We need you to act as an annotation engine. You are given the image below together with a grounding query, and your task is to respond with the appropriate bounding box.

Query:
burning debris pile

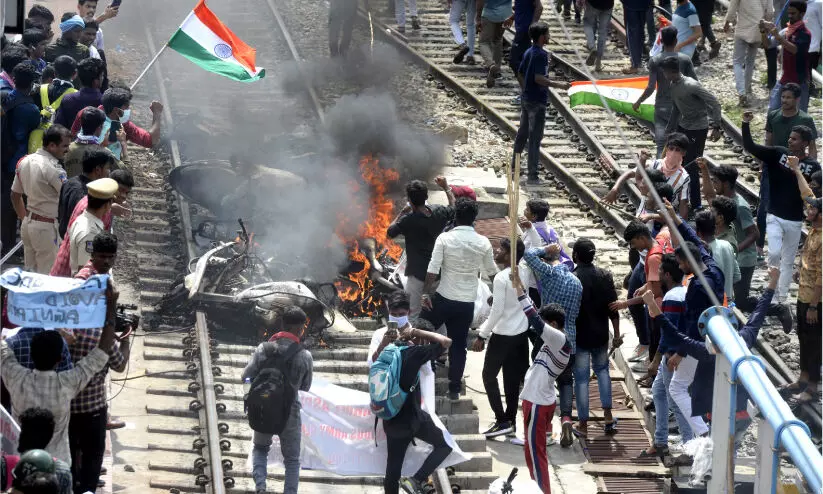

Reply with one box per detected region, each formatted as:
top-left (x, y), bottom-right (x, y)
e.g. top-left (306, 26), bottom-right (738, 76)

top-left (334, 155), bottom-right (404, 318)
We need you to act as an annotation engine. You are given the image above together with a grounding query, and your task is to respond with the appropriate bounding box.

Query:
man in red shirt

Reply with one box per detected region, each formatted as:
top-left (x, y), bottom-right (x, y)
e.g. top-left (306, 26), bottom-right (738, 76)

top-left (764, 0), bottom-right (812, 112)
top-left (70, 86), bottom-right (163, 150)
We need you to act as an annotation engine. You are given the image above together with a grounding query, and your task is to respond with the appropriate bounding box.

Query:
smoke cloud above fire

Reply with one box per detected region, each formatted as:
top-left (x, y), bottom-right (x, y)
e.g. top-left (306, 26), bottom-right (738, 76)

top-left (169, 42), bottom-right (445, 283)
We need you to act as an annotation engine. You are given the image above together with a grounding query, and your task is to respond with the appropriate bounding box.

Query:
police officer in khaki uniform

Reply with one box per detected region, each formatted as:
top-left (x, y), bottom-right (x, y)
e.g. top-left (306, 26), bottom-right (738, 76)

top-left (10, 125), bottom-right (71, 273)
top-left (68, 177), bottom-right (117, 275)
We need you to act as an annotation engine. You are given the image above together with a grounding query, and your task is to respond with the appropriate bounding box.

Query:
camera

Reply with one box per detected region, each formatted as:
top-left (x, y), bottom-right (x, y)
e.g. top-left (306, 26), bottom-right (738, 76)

top-left (115, 304), bottom-right (140, 333)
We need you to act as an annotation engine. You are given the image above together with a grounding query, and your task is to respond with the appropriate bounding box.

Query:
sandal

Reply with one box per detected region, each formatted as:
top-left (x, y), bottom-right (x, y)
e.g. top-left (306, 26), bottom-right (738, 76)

top-left (637, 375), bottom-right (654, 387)
top-left (604, 418), bottom-right (618, 435)
top-left (639, 444), bottom-right (668, 458)
top-left (778, 382), bottom-right (807, 399)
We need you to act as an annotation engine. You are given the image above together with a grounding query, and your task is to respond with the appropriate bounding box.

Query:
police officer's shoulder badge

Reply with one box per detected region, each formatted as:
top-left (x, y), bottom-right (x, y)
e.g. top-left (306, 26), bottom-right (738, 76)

top-left (85, 241), bottom-right (94, 253)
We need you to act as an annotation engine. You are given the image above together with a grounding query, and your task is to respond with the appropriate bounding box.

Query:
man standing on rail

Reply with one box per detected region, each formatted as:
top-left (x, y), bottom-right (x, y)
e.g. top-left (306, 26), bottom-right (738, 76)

top-left (11, 125), bottom-right (71, 274)
top-left (633, 26), bottom-right (697, 157)
top-left (243, 307), bottom-right (313, 494)
top-left (697, 161), bottom-right (760, 311)
top-left (420, 198), bottom-right (498, 401)
top-left (582, 0), bottom-right (613, 72)
top-left (662, 55), bottom-right (722, 212)
top-left (451, 0), bottom-right (480, 65)
top-left (621, 0), bottom-right (653, 75)
top-left (741, 110), bottom-right (820, 315)
top-left (512, 22), bottom-right (571, 185)
top-left (779, 157), bottom-right (821, 407)
top-left (477, 0), bottom-right (513, 88)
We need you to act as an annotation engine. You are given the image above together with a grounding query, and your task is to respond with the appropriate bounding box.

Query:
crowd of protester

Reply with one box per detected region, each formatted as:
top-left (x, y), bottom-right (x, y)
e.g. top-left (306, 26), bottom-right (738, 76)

top-left (0, 3), bottom-right (158, 493)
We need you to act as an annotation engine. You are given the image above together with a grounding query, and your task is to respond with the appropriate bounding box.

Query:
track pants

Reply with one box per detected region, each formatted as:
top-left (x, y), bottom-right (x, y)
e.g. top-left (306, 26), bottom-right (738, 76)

top-left (483, 332), bottom-right (529, 424)
top-left (668, 355), bottom-right (709, 436)
top-left (384, 415), bottom-right (452, 494)
top-left (523, 399), bottom-right (555, 494)
top-left (69, 407), bottom-right (107, 494)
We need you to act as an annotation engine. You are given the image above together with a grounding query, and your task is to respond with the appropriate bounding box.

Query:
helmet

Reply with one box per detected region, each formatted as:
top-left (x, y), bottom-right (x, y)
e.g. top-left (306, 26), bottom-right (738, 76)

top-left (12, 449), bottom-right (55, 480)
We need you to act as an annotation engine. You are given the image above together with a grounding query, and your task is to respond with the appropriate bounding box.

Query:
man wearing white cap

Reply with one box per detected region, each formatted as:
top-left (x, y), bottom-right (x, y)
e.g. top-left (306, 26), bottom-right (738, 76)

top-left (67, 177), bottom-right (116, 275)
top-left (44, 13), bottom-right (89, 64)
top-left (11, 126), bottom-right (71, 274)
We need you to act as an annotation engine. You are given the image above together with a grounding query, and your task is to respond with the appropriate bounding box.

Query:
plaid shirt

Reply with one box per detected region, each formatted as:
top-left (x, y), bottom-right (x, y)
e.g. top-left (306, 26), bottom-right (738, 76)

top-left (5, 327), bottom-right (74, 371)
top-left (68, 327), bottom-right (126, 414)
top-left (523, 248), bottom-right (583, 354)
top-left (51, 196), bottom-right (112, 277)
top-left (1, 341), bottom-right (109, 464)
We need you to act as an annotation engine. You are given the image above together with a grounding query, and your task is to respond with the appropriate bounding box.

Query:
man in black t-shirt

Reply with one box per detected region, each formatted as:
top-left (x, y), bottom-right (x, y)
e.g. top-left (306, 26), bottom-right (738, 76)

top-left (742, 110), bottom-right (820, 308)
top-left (371, 326), bottom-right (453, 494)
top-left (387, 177), bottom-right (455, 319)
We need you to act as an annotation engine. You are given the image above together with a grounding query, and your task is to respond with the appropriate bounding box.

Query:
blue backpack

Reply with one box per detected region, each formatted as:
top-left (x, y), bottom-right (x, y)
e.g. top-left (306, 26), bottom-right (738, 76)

top-left (369, 343), bottom-right (418, 421)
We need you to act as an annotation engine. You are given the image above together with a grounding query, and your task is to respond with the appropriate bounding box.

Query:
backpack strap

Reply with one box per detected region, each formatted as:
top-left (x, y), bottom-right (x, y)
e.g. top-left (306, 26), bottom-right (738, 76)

top-left (39, 85), bottom-right (50, 109)
top-left (51, 87), bottom-right (76, 110)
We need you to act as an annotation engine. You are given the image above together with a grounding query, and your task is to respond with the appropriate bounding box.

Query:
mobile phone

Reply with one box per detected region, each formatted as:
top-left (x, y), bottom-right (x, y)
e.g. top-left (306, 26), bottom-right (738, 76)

top-left (110, 0), bottom-right (122, 8)
top-left (386, 321), bottom-right (398, 340)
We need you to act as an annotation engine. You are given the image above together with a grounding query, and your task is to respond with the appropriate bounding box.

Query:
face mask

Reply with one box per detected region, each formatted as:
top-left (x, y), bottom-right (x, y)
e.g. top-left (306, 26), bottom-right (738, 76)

top-left (388, 315), bottom-right (409, 328)
top-left (119, 108), bottom-right (131, 123)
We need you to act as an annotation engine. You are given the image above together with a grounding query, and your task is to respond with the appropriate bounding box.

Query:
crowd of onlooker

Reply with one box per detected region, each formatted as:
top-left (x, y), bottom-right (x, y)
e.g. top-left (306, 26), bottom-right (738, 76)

top-left (0, 3), bottom-right (162, 493)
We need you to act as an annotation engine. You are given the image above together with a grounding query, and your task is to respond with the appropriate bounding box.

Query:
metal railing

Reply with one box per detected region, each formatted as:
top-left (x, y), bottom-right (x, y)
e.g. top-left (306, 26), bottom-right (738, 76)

top-left (699, 307), bottom-right (823, 494)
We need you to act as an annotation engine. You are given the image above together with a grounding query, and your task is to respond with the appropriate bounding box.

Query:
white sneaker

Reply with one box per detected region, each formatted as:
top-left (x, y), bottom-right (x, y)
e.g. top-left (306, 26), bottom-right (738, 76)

top-left (546, 434), bottom-right (557, 446)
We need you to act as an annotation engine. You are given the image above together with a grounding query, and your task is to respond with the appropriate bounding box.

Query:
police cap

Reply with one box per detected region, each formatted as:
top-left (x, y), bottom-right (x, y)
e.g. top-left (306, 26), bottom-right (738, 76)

top-left (87, 177), bottom-right (118, 200)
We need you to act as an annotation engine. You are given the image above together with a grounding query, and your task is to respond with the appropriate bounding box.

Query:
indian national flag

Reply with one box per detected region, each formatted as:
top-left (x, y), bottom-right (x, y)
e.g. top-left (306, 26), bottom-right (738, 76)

top-left (568, 77), bottom-right (654, 122)
top-left (168, 0), bottom-right (265, 82)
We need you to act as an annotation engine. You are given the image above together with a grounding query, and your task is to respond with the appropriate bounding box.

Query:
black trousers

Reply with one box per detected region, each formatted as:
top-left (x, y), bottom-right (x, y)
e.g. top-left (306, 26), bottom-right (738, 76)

top-left (678, 126), bottom-right (708, 210)
top-left (691, 0), bottom-right (716, 44)
top-left (1, 171), bottom-right (18, 255)
top-left (483, 332), bottom-right (529, 424)
top-left (384, 415), bottom-right (452, 494)
top-left (765, 46), bottom-right (778, 90)
top-left (420, 293), bottom-right (474, 394)
top-left (69, 407), bottom-right (107, 494)
top-left (797, 302), bottom-right (822, 382)
top-left (329, 0), bottom-right (358, 56)
top-left (733, 265), bottom-right (756, 311)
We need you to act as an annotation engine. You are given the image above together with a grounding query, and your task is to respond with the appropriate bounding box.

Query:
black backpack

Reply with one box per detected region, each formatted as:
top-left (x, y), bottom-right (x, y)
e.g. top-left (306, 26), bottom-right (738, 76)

top-left (244, 342), bottom-right (304, 434)
top-left (1, 92), bottom-right (34, 172)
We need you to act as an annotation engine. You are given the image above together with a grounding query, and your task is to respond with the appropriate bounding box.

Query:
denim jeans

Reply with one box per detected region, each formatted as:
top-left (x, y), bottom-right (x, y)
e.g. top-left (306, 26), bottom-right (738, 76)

top-left (513, 100), bottom-right (547, 179)
top-left (557, 353), bottom-right (575, 417)
top-left (449, 0), bottom-right (477, 55)
top-left (572, 345), bottom-right (612, 422)
top-left (769, 81), bottom-right (810, 113)
top-left (732, 38), bottom-right (759, 96)
top-left (252, 410), bottom-right (302, 493)
top-left (584, 6), bottom-right (612, 59)
top-left (394, 0), bottom-right (418, 27)
top-left (653, 106), bottom-right (672, 157)
top-left (627, 261), bottom-right (649, 345)
top-left (625, 9), bottom-right (648, 68)
top-left (651, 357), bottom-right (693, 445)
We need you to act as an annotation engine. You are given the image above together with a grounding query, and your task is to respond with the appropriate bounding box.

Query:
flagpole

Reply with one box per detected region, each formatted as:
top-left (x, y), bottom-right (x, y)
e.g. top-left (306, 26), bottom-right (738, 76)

top-left (130, 43), bottom-right (169, 91)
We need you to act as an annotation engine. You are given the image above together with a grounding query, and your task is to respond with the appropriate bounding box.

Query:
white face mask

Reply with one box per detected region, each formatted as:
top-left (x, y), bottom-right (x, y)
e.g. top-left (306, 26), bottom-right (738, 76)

top-left (119, 108), bottom-right (131, 123)
top-left (388, 314), bottom-right (409, 328)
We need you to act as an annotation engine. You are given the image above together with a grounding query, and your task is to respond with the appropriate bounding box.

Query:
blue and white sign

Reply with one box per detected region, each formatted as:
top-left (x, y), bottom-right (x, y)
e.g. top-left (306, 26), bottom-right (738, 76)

top-left (1, 268), bottom-right (109, 329)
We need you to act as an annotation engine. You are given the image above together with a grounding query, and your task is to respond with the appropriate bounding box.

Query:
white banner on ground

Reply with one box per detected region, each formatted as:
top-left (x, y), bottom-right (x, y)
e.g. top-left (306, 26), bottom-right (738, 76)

top-left (0, 268), bottom-right (109, 329)
top-left (254, 379), bottom-right (471, 476)
top-left (0, 404), bottom-right (20, 455)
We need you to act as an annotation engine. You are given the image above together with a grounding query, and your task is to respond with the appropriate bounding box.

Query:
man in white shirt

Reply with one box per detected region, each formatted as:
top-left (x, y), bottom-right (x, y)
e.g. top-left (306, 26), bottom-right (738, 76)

top-left (421, 198), bottom-right (498, 400)
top-left (471, 238), bottom-right (532, 438)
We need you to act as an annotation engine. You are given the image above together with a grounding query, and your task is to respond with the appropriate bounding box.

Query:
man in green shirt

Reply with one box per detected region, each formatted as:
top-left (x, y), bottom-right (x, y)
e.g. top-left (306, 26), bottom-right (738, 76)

top-left (44, 14), bottom-right (89, 64)
top-left (766, 82), bottom-right (818, 159)
top-left (711, 195), bottom-right (739, 253)
top-left (699, 159), bottom-right (760, 310)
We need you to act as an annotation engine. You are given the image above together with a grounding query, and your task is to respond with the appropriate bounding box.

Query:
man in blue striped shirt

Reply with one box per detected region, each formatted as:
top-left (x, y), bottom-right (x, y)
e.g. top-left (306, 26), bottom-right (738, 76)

top-left (522, 243), bottom-right (582, 447)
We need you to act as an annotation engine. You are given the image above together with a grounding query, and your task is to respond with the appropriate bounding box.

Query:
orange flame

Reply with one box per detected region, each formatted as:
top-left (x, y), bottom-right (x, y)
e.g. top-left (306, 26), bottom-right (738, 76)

top-left (334, 155), bottom-right (403, 315)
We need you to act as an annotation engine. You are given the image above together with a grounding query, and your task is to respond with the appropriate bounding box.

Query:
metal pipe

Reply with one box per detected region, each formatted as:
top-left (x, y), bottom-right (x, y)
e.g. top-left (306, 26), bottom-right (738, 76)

top-left (703, 311), bottom-right (823, 493)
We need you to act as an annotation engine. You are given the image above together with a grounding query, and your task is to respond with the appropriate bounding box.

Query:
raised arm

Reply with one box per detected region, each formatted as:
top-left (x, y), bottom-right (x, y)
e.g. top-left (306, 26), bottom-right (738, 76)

top-left (741, 112), bottom-right (777, 162)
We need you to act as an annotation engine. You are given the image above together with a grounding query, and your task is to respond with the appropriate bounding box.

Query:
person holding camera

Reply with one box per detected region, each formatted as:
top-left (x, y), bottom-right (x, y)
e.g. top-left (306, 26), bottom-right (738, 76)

top-left (66, 230), bottom-right (131, 493)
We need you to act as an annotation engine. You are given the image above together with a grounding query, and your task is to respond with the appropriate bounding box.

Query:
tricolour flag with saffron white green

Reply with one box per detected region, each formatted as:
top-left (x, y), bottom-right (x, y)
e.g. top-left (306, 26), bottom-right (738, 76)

top-left (168, 0), bottom-right (265, 82)
top-left (568, 77), bottom-right (654, 122)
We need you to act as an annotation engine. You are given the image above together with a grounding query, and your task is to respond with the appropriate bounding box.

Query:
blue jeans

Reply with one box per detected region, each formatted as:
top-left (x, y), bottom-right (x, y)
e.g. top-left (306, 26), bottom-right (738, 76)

top-left (651, 357), bottom-right (693, 445)
top-left (625, 9), bottom-right (648, 68)
top-left (768, 81), bottom-right (810, 113)
top-left (572, 345), bottom-right (612, 422)
top-left (627, 261), bottom-right (649, 345)
top-left (252, 410), bottom-right (302, 493)
top-left (584, 6), bottom-right (613, 58)
top-left (557, 353), bottom-right (575, 417)
top-left (513, 100), bottom-right (547, 179)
